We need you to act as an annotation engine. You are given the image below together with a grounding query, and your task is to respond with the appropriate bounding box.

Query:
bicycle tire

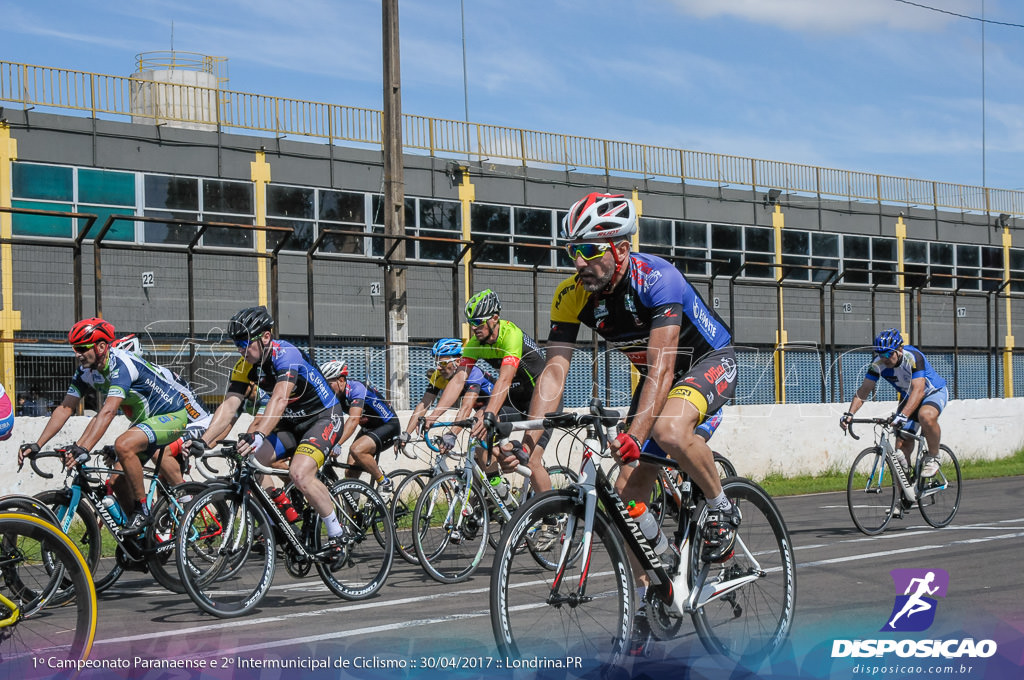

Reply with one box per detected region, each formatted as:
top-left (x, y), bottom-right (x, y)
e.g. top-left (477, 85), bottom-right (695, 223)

top-left (714, 451), bottom-right (737, 478)
top-left (390, 468), bottom-right (432, 564)
top-left (413, 471), bottom-right (488, 584)
top-left (144, 481), bottom-right (211, 594)
top-left (0, 495), bottom-right (61, 526)
top-left (484, 465), bottom-right (578, 551)
top-left (33, 489), bottom-right (108, 602)
top-left (490, 491), bottom-right (633, 671)
top-left (0, 512), bottom-right (97, 674)
top-left (846, 447), bottom-right (897, 536)
top-left (917, 444), bottom-right (962, 528)
top-left (315, 479), bottom-right (394, 600)
top-left (690, 477), bottom-right (796, 664)
top-left (176, 488), bottom-right (275, 618)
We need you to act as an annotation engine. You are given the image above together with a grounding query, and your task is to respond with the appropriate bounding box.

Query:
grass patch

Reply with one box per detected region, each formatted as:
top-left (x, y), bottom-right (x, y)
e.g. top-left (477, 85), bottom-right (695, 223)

top-left (758, 448), bottom-right (1024, 497)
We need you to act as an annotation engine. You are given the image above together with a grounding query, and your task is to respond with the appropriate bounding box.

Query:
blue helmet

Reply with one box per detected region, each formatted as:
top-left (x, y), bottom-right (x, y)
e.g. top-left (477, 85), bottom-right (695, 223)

top-left (873, 328), bottom-right (903, 354)
top-left (431, 338), bottom-right (462, 359)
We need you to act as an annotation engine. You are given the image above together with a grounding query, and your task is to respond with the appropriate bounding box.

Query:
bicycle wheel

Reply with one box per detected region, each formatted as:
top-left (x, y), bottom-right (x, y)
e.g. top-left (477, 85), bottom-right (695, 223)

top-left (0, 495), bottom-right (61, 526)
top-left (145, 481), bottom-right (211, 594)
top-left (0, 512), bottom-right (97, 675)
top-left (413, 471), bottom-right (488, 584)
top-left (316, 479), bottom-right (394, 600)
top-left (490, 491), bottom-right (633, 671)
top-left (714, 452), bottom-right (737, 478)
top-left (176, 488), bottom-right (275, 618)
top-left (391, 469), bottom-right (431, 564)
top-left (846, 447), bottom-right (897, 536)
top-left (917, 445), bottom-right (962, 528)
top-left (690, 477), bottom-right (796, 665)
top-left (33, 489), bottom-right (107, 602)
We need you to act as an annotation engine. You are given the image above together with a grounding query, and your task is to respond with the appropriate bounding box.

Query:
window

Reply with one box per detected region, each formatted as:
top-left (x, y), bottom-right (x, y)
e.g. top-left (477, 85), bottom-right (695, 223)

top-left (842, 235), bottom-right (871, 285)
top-left (639, 218), bottom-right (672, 257)
top-left (956, 244), bottom-right (980, 290)
top-left (903, 240), bottom-right (928, 288)
top-left (369, 196), bottom-right (415, 257)
top-left (781, 230), bottom-right (809, 281)
top-left (319, 190), bottom-right (366, 254)
top-left (1011, 249), bottom-right (1024, 293)
top-left (514, 207), bottom-right (554, 266)
top-left (872, 237), bottom-right (897, 286)
top-left (11, 200), bottom-right (74, 238)
top-left (145, 175), bottom-right (198, 211)
top-left (79, 169), bottom-right (134, 206)
top-left (929, 242), bottom-right (953, 289)
top-left (203, 180), bottom-right (253, 248)
top-left (267, 185), bottom-right (313, 219)
top-left (471, 204), bottom-right (511, 263)
top-left (811, 232), bottom-right (839, 283)
top-left (12, 163), bottom-right (72, 201)
top-left (711, 224), bottom-right (742, 276)
top-left (982, 246), bottom-right (1003, 291)
top-left (676, 222), bottom-right (709, 276)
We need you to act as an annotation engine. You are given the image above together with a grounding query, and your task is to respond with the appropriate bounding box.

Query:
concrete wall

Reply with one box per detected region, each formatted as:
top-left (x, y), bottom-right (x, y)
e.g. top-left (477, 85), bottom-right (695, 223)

top-left (3, 397), bottom-right (1021, 497)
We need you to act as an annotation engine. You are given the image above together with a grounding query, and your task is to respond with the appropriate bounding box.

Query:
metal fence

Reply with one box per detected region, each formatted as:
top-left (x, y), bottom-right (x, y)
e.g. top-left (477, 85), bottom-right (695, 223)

top-left (4, 207), bottom-right (1022, 411)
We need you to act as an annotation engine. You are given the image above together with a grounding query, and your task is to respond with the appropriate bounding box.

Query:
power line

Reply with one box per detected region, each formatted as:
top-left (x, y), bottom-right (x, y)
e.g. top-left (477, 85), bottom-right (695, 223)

top-left (892, 0), bottom-right (1024, 28)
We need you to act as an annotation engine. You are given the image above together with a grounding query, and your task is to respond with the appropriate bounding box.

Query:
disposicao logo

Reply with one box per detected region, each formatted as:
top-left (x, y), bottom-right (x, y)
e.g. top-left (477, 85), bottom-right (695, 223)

top-left (883, 568), bottom-right (948, 632)
top-left (831, 567), bottom-right (997, 659)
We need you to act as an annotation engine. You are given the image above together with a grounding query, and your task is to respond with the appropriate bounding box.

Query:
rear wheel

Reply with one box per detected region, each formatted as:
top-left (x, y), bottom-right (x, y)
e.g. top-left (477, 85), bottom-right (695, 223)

top-left (917, 445), bottom-right (962, 528)
top-left (316, 479), bottom-right (394, 600)
top-left (846, 447), bottom-right (897, 536)
top-left (145, 481), bottom-right (211, 594)
top-left (413, 471), bottom-right (488, 584)
top-left (391, 469), bottom-right (432, 564)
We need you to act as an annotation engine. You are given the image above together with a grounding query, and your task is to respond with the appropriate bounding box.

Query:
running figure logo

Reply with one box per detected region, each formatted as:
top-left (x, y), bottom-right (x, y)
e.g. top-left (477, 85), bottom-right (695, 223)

top-left (882, 568), bottom-right (949, 632)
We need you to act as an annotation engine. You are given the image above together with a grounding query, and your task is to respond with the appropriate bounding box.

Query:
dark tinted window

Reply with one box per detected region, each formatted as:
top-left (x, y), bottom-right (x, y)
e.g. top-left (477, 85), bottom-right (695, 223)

top-left (145, 175), bottom-right (198, 210)
top-left (711, 224), bottom-right (740, 250)
top-left (267, 185), bottom-right (313, 219)
top-left (320, 190), bottom-right (364, 222)
top-left (204, 180), bottom-right (253, 214)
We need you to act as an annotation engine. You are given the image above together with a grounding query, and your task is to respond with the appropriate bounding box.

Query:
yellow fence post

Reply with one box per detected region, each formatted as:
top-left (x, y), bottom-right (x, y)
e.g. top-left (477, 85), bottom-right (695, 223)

top-left (895, 215), bottom-right (908, 337)
top-left (0, 123), bottom-right (22, 396)
top-left (772, 204), bottom-right (787, 403)
top-left (250, 151), bottom-right (272, 307)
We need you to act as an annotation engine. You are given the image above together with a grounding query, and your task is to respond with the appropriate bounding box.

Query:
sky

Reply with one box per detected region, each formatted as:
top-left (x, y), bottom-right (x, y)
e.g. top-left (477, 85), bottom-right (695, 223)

top-left (2, 0), bottom-right (1023, 192)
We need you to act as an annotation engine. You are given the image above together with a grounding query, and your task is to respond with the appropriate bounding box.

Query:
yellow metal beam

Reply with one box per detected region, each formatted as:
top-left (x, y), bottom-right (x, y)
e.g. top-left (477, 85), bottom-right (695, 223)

top-left (772, 205), bottom-right (787, 403)
top-left (1002, 227), bottom-right (1014, 397)
top-left (458, 168), bottom-right (475, 341)
top-left (0, 123), bottom-right (22, 395)
top-left (250, 151), bottom-right (272, 307)
top-left (895, 215), bottom-right (907, 336)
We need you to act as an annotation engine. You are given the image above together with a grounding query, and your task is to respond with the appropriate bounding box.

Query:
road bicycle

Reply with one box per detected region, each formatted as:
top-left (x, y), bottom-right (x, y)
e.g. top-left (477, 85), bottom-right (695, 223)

top-left (627, 451), bottom-right (737, 528)
top-left (26, 448), bottom-right (208, 596)
top-left (410, 419), bottom-right (576, 584)
top-left (845, 418), bottom-right (962, 535)
top-left (490, 400), bottom-right (796, 670)
top-left (0, 511), bottom-right (97, 675)
top-left (175, 442), bottom-right (394, 618)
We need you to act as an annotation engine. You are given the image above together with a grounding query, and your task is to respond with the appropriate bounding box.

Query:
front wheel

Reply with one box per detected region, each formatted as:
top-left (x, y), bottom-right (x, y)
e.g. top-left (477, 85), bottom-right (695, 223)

top-left (847, 447), bottom-right (897, 536)
top-left (316, 479), bottom-right (394, 600)
top-left (176, 488), bottom-right (275, 618)
top-left (917, 445), bottom-right (962, 528)
top-left (413, 471), bottom-right (488, 584)
top-left (690, 477), bottom-right (796, 664)
top-left (490, 491), bottom-right (633, 671)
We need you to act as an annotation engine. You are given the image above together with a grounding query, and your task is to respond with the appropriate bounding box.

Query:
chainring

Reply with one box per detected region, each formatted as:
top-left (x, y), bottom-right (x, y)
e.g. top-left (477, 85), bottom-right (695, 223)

top-left (645, 590), bottom-right (684, 641)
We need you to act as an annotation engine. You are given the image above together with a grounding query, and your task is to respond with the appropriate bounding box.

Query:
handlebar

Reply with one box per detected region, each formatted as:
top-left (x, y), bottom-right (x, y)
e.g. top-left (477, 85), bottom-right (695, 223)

top-left (844, 417), bottom-right (923, 443)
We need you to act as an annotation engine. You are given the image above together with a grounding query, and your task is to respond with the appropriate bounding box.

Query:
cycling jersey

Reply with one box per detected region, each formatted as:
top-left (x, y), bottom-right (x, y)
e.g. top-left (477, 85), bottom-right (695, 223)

top-left (425, 365), bottom-right (495, 408)
top-left (226, 340), bottom-right (338, 420)
top-left (336, 378), bottom-right (397, 428)
top-left (68, 347), bottom-right (191, 424)
top-left (0, 382), bottom-right (12, 441)
top-left (460, 319), bottom-right (545, 412)
top-left (549, 252), bottom-right (731, 375)
top-left (866, 345), bottom-right (947, 401)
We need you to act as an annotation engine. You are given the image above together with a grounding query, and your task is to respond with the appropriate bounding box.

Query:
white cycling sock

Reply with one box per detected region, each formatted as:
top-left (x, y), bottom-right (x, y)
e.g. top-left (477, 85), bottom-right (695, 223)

top-left (322, 511), bottom-right (344, 538)
top-left (709, 492), bottom-right (731, 511)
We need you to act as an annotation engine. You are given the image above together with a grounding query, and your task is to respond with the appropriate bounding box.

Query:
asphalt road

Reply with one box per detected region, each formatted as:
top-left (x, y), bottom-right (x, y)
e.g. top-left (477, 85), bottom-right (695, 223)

top-left (75, 476), bottom-right (1024, 680)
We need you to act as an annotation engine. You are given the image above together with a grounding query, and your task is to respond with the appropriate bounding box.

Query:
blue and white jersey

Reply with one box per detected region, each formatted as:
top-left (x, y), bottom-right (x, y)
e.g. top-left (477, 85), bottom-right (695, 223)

top-left (337, 379), bottom-right (397, 427)
top-left (68, 348), bottom-right (189, 424)
top-left (866, 344), bottom-right (947, 401)
top-left (229, 340), bottom-right (339, 421)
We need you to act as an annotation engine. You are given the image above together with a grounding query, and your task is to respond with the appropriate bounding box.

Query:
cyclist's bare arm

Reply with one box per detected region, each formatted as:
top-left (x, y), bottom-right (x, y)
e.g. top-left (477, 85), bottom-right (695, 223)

top-left (424, 367), bottom-right (468, 429)
top-left (21, 394), bottom-right (79, 463)
top-left (335, 405), bottom-right (362, 449)
top-left (841, 377), bottom-right (875, 429)
top-left (471, 362), bottom-right (516, 440)
top-left (76, 393), bottom-right (124, 451)
top-left (249, 378), bottom-right (294, 437)
top-left (405, 392), bottom-right (434, 435)
top-left (202, 392), bottom-right (244, 445)
top-left (898, 376), bottom-right (928, 417)
top-left (522, 342), bottom-right (573, 451)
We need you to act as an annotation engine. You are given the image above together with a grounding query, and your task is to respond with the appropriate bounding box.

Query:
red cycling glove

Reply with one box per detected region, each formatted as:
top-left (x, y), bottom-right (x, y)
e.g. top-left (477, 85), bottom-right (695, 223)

top-left (616, 432), bottom-right (642, 464)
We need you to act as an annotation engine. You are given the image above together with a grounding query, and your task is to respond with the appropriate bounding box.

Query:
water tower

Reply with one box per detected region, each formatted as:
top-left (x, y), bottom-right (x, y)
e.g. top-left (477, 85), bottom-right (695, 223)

top-left (130, 51), bottom-right (228, 131)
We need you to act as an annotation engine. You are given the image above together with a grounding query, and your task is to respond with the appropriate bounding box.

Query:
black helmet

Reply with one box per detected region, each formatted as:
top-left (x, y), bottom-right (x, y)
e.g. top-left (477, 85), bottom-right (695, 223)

top-left (228, 306), bottom-right (274, 342)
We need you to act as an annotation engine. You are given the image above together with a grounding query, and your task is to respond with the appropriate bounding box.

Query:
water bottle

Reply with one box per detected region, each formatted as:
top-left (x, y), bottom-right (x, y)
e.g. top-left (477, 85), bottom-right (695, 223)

top-left (101, 495), bottom-right (126, 525)
top-left (628, 500), bottom-right (668, 555)
top-left (489, 475), bottom-right (510, 500)
top-left (268, 488), bottom-right (300, 523)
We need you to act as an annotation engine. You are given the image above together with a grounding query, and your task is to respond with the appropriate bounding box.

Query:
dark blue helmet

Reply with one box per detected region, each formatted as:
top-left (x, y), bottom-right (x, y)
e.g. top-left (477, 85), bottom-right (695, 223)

top-left (873, 328), bottom-right (903, 354)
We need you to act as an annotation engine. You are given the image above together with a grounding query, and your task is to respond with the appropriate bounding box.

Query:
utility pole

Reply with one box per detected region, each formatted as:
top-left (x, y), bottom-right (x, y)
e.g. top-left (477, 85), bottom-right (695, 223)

top-left (382, 0), bottom-right (409, 408)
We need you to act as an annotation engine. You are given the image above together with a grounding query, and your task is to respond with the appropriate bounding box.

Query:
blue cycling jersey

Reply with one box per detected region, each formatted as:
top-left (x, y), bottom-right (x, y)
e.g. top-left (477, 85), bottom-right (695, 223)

top-left (337, 378), bottom-right (397, 427)
top-left (866, 344), bottom-right (947, 401)
top-left (227, 340), bottom-right (338, 420)
top-left (549, 252), bottom-right (732, 373)
top-left (68, 348), bottom-right (190, 424)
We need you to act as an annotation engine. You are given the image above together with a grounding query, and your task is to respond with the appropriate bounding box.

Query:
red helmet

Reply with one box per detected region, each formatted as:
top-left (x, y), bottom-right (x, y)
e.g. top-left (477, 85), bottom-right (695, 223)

top-left (68, 317), bottom-right (116, 346)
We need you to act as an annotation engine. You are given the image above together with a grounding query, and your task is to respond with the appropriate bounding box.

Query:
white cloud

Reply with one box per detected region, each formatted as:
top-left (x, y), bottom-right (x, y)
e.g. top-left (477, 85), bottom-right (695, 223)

top-left (666, 0), bottom-right (956, 33)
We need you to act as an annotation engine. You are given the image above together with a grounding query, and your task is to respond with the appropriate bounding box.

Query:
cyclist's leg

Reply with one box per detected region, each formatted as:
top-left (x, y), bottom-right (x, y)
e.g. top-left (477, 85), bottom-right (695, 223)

top-left (498, 402), bottom-right (554, 493)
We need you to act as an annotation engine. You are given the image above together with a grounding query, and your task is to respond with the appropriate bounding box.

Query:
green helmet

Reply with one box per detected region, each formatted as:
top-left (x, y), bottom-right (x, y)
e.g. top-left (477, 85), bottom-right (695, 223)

top-left (465, 289), bottom-right (501, 322)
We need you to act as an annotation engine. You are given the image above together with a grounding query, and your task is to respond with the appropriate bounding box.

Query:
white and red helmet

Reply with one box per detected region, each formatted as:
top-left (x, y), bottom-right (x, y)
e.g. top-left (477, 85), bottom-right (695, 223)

top-left (561, 193), bottom-right (637, 241)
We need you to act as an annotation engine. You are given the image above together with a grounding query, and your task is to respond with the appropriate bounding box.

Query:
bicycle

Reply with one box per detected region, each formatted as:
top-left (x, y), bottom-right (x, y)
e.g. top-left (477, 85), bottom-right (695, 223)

top-left (175, 442), bottom-right (394, 618)
top-left (410, 419), bottom-right (576, 584)
top-left (845, 417), bottom-right (962, 535)
top-left (26, 448), bottom-right (209, 597)
top-left (626, 451), bottom-right (737, 528)
top-left (490, 400), bottom-right (796, 669)
top-left (0, 511), bottom-right (97, 674)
